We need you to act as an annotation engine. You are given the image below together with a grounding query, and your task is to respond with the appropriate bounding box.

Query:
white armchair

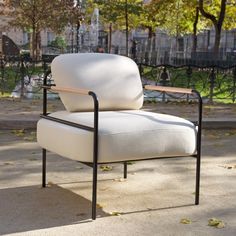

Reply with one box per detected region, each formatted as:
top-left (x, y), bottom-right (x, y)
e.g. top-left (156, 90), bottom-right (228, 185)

top-left (37, 53), bottom-right (202, 220)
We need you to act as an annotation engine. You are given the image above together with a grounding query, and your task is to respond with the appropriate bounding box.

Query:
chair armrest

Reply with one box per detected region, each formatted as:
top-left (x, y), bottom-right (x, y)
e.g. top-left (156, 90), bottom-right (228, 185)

top-left (41, 85), bottom-right (99, 118)
top-left (42, 85), bottom-right (90, 95)
top-left (144, 85), bottom-right (193, 94)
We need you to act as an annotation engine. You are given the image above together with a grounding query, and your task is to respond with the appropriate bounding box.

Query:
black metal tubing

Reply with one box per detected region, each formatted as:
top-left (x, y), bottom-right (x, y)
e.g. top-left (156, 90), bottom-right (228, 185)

top-left (42, 71), bottom-right (51, 188)
top-left (40, 79), bottom-right (202, 220)
top-left (40, 115), bottom-right (94, 132)
top-left (40, 82), bottom-right (99, 220)
top-left (124, 162), bottom-right (127, 179)
top-left (88, 91), bottom-right (99, 220)
top-left (42, 148), bottom-right (46, 187)
top-left (43, 70), bottom-right (51, 116)
top-left (192, 90), bottom-right (202, 205)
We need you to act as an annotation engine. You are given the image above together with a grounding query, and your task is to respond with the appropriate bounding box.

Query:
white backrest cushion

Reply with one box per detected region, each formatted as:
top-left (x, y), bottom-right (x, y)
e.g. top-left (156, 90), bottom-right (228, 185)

top-left (51, 53), bottom-right (143, 112)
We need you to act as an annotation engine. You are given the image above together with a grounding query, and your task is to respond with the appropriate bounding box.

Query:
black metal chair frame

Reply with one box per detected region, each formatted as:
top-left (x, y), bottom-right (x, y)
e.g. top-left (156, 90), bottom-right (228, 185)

top-left (40, 71), bottom-right (202, 220)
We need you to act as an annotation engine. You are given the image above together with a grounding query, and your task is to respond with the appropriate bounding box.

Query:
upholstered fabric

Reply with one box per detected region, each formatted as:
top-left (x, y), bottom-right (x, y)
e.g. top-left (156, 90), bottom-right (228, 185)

top-left (51, 53), bottom-right (143, 112)
top-left (37, 110), bottom-right (197, 163)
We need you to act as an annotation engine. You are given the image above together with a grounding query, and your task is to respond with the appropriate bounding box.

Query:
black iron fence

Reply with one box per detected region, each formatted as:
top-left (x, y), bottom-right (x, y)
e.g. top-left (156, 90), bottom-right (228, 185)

top-left (0, 54), bottom-right (236, 103)
top-left (0, 55), bottom-right (55, 98)
top-left (139, 63), bottom-right (236, 103)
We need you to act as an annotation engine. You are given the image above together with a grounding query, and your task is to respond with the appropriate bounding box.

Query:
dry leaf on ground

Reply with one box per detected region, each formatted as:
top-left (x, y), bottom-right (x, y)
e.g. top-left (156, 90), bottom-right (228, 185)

top-left (208, 218), bottom-right (225, 229)
top-left (180, 218), bottom-right (192, 224)
top-left (100, 165), bottom-right (113, 171)
top-left (219, 164), bottom-right (236, 169)
top-left (12, 129), bottom-right (25, 137)
top-left (110, 211), bottom-right (121, 216)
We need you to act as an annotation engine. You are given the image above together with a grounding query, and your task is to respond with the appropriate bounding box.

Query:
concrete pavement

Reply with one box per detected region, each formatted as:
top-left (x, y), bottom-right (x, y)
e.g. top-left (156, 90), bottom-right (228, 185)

top-left (0, 97), bottom-right (236, 129)
top-left (0, 98), bottom-right (236, 235)
top-left (0, 129), bottom-right (236, 235)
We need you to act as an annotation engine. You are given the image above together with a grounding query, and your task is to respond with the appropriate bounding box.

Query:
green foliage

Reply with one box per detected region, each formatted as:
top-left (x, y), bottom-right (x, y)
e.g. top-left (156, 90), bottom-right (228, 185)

top-left (49, 36), bottom-right (67, 51)
top-left (148, 0), bottom-right (207, 36)
top-left (141, 65), bottom-right (236, 103)
top-left (86, 0), bottom-right (144, 31)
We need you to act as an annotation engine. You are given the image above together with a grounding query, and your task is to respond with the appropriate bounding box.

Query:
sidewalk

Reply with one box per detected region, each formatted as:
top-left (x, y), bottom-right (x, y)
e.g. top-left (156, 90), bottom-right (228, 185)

top-left (0, 98), bottom-right (236, 235)
top-left (0, 128), bottom-right (236, 236)
top-left (0, 97), bottom-right (236, 129)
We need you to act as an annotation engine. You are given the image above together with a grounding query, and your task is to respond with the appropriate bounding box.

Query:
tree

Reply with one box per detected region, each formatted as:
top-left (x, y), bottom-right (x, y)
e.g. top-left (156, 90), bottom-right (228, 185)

top-left (199, 0), bottom-right (227, 55)
top-left (199, 0), bottom-right (236, 55)
top-left (67, 0), bottom-right (85, 53)
top-left (86, 0), bottom-right (144, 53)
top-left (1, 0), bottom-right (75, 60)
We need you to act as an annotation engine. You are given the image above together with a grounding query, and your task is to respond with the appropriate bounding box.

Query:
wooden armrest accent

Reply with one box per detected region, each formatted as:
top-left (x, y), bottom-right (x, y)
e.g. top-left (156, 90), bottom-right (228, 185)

top-left (144, 85), bottom-right (193, 95)
top-left (50, 86), bottom-right (90, 95)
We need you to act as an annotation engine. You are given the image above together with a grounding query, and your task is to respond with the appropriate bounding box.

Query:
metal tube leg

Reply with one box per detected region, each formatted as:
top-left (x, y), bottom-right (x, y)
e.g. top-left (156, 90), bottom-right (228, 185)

top-left (193, 90), bottom-right (202, 205)
top-left (124, 162), bottom-right (127, 179)
top-left (92, 162), bottom-right (98, 220)
top-left (42, 148), bottom-right (46, 188)
top-left (195, 153), bottom-right (201, 205)
top-left (89, 91), bottom-right (99, 220)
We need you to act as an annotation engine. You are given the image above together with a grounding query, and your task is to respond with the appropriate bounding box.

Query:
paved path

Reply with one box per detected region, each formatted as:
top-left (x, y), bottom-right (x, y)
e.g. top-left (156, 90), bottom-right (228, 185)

top-left (0, 129), bottom-right (236, 236)
top-left (0, 98), bottom-right (236, 235)
top-left (0, 97), bottom-right (236, 129)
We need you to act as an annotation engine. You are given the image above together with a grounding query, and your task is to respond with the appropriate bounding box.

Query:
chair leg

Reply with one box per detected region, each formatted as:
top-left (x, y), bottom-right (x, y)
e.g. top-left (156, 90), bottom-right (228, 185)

top-left (124, 162), bottom-right (127, 179)
top-left (42, 148), bottom-right (46, 188)
top-left (92, 162), bottom-right (98, 220)
top-left (195, 152), bottom-right (201, 205)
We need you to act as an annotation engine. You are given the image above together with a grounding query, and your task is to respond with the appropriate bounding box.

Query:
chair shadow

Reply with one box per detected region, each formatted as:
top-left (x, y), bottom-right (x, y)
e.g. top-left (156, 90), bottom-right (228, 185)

top-left (0, 184), bottom-right (108, 235)
top-left (120, 203), bottom-right (195, 216)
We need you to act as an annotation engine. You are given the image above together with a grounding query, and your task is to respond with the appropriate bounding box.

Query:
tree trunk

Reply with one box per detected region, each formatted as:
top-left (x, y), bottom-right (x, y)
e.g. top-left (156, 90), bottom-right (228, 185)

top-left (36, 31), bottom-right (41, 60)
top-left (30, 28), bottom-right (41, 61)
top-left (192, 7), bottom-right (199, 53)
top-left (108, 23), bottom-right (112, 53)
top-left (199, 0), bottom-right (226, 58)
top-left (30, 27), bottom-right (36, 60)
top-left (213, 25), bottom-right (221, 57)
top-left (76, 21), bottom-right (81, 53)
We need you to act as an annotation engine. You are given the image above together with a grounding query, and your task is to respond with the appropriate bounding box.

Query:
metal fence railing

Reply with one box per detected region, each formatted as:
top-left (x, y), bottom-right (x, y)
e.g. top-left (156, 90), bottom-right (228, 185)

top-left (0, 54), bottom-right (236, 103)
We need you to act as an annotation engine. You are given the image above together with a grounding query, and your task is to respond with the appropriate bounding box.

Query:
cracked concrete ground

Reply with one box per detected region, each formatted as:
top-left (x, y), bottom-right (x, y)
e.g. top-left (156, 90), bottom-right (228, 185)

top-left (0, 129), bottom-right (236, 236)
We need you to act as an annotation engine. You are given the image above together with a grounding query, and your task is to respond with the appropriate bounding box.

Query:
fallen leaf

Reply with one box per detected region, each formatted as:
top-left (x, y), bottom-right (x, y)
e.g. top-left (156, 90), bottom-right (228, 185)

top-left (216, 222), bottom-right (225, 229)
top-left (219, 164), bottom-right (236, 169)
top-left (96, 204), bottom-right (104, 209)
top-left (126, 161), bottom-right (136, 165)
top-left (47, 181), bottom-right (54, 187)
top-left (3, 162), bottom-right (14, 166)
top-left (180, 218), bottom-right (192, 224)
top-left (208, 218), bottom-right (225, 229)
top-left (224, 130), bottom-right (236, 136)
top-left (110, 211), bottom-right (121, 216)
top-left (12, 129), bottom-right (25, 137)
top-left (100, 165), bottom-right (113, 171)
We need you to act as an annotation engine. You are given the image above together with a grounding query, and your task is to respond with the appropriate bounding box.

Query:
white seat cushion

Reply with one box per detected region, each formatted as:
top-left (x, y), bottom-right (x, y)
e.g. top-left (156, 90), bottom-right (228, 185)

top-left (37, 110), bottom-right (197, 163)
